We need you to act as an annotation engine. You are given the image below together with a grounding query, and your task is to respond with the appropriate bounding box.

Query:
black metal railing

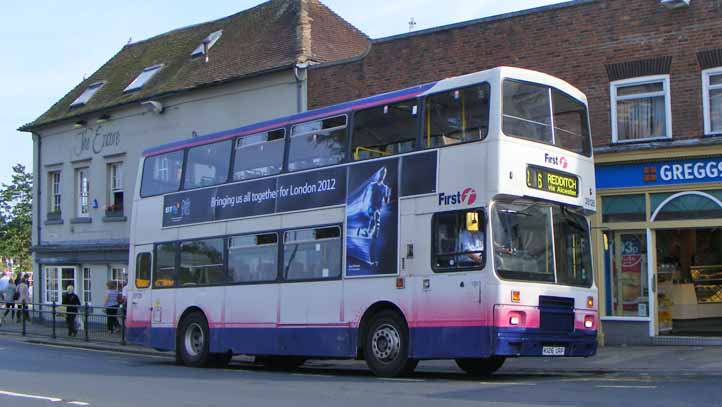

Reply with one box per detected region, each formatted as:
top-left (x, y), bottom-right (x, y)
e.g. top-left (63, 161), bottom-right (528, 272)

top-left (0, 302), bottom-right (126, 345)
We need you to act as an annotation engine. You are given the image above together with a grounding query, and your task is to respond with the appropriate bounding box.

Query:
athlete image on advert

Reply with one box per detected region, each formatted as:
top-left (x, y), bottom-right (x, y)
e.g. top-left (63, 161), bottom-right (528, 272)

top-left (346, 159), bottom-right (399, 276)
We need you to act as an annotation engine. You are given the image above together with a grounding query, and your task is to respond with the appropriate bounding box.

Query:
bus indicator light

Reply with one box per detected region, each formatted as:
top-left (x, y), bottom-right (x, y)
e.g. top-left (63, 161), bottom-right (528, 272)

top-left (587, 296), bottom-right (594, 308)
top-left (511, 290), bottom-right (520, 303)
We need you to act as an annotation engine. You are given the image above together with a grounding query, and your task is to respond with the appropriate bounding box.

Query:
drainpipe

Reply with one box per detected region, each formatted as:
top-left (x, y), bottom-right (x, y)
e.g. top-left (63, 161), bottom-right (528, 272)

top-left (34, 132), bottom-right (42, 303)
top-left (294, 63), bottom-right (309, 113)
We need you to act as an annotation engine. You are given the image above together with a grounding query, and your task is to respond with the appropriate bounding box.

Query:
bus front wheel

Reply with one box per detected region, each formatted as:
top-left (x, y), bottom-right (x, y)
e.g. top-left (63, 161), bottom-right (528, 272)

top-left (177, 312), bottom-right (211, 367)
top-left (455, 356), bottom-right (506, 376)
top-left (364, 310), bottom-right (418, 377)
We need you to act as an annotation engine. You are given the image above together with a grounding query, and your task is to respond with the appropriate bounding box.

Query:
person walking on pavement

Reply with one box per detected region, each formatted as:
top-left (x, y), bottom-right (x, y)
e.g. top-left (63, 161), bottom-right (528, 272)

top-left (103, 281), bottom-right (120, 334)
top-left (62, 285), bottom-right (81, 337)
top-left (16, 276), bottom-right (30, 323)
top-left (1, 277), bottom-right (17, 324)
top-left (0, 272), bottom-right (10, 294)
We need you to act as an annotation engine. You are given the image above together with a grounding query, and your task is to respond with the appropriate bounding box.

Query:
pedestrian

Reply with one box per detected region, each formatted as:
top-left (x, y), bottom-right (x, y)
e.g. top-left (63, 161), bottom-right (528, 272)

top-left (62, 285), bottom-right (81, 337)
top-left (0, 272), bottom-right (9, 294)
top-left (103, 281), bottom-right (120, 334)
top-left (16, 276), bottom-right (29, 323)
top-left (1, 277), bottom-right (17, 324)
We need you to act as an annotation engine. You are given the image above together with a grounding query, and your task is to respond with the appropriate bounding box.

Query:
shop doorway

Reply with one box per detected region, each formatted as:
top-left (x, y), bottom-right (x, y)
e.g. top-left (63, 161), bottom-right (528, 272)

top-left (656, 228), bottom-right (722, 336)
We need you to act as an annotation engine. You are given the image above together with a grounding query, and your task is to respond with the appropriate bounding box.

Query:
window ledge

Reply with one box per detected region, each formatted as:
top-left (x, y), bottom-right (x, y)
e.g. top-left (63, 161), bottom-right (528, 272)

top-left (70, 217), bottom-right (92, 224)
top-left (103, 215), bottom-right (127, 223)
top-left (44, 219), bottom-right (64, 225)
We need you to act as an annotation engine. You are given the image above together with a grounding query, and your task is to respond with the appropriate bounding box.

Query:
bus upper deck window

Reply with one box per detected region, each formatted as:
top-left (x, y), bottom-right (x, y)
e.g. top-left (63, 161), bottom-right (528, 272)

top-left (183, 139), bottom-right (232, 189)
top-left (233, 129), bottom-right (285, 181)
top-left (140, 150), bottom-right (184, 197)
top-left (352, 99), bottom-right (418, 160)
top-left (425, 83), bottom-right (490, 147)
top-left (289, 116), bottom-right (347, 171)
top-left (503, 80), bottom-right (553, 144)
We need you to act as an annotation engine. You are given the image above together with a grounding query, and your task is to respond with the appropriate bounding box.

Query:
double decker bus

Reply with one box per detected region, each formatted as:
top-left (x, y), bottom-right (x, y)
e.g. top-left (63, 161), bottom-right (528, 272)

top-left (126, 67), bottom-right (598, 377)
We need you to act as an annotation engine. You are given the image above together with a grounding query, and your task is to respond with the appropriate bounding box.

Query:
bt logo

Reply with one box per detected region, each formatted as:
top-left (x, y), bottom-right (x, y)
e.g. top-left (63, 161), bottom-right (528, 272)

top-left (544, 153), bottom-right (568, 169)
top-left (438, 187), bottom-right (477, 206)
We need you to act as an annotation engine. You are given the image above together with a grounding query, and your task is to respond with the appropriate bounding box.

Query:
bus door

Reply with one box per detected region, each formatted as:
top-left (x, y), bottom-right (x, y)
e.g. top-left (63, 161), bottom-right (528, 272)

top-left (128, 247), bottom-right (153, 347)
top-left (278, 226), bottom-right (345, 356)
top-left (414, 210), bottom-right (487, 358)
top-left (149, 242), bottom-right (177, 351)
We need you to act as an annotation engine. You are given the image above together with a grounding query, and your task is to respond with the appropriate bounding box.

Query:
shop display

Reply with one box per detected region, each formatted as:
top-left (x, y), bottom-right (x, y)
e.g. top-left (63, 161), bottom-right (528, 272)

top-left (690, 265), bottom-right (722, 303)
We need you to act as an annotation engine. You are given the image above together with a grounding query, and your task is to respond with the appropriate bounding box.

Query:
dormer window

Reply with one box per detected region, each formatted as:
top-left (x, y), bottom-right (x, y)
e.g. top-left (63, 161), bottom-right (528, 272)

top-left (191, 30), bottom-right (223, 58)
top-left (124, 64), bottom-right (164, 93)
top-left (70, 81), bottom-right (105, 107)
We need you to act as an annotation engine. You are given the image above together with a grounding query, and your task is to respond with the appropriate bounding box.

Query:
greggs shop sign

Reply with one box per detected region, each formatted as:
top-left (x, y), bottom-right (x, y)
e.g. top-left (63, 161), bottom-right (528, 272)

top-left (596, 156), bottom-right (722, 189)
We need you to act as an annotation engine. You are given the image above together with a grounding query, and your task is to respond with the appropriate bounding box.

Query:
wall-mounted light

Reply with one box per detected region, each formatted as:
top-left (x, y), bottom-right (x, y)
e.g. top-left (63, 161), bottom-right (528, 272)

top-left (141, 100), bottom-right (164, 115)
top-left (96, 114), bottom-right (111, 124)
top-left (73, 119), bottom-right (88, 129)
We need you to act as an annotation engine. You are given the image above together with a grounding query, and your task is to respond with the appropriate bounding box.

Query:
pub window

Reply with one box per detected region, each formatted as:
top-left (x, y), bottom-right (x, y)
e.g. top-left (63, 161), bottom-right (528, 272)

top-left (352, 99), bottom-right (418, 160)
top-left (154, 242), bottom-right (177, 288)
top-left (83, 267), bottom-right (92, 303)
top-left (611, 75), bottom-right (671, 143)
top-left (141, 150), bottom-right (184, 197)
top-left (288, 115), bottom-right (347, 171)
top-left (602, 194), bottom-right (646, 223)
top-left (228, 233), bottom-right (278, 283)
top-left (76, 167), bottom-right (90, 218)
top-left (425, 83), bottom-right (490, 148)
top-left (136, 252), bottom-right (151, 289)
top-left (179, 238), bottom-right (225, 286)
top-left (183, 140), bottom-right (232, 189)
top-left (432, 210), bottom-right (485, 272)
top-left (107, 162), bottom-right (124, 217)
top-left (283, 226), bottom-right (342, 281)
top-left (232, 129), bottom-right (285, 181)
top-left (48, 171), bottom-right (62, 218)
top-left (703, 68), bottom-right (722, 136)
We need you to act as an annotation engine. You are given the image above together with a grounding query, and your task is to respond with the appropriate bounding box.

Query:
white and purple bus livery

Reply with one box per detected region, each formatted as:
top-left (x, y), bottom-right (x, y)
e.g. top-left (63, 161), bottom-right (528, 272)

top-left (126, 67), bottom-right (598, 377)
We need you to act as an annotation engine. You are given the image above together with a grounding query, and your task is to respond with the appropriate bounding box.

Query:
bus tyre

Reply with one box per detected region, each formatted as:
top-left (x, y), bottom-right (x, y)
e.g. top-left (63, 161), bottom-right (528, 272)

top-left (364, 310), bottom-right (417, 377)
top-left (177, 312), bottom-right (211, 368)
top-left (455, 356), bottom-right (506, 376)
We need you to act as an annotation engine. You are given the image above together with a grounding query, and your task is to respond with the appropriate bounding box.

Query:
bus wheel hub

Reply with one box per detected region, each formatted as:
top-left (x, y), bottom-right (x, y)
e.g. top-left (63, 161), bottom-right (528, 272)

top-left (372, 324), bottom-right (400, 362)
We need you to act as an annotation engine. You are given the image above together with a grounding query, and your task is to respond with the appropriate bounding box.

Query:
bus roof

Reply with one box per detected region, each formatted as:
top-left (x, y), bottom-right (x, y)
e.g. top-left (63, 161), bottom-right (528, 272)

top-left (143, 66), bottom-right (585, 157)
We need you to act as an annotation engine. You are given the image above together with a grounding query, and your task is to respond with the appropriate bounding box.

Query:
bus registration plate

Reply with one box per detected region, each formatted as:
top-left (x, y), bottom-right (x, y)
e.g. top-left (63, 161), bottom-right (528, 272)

top-left (526, 165), bottom-right (579, 197)
top-left (542, 346), bottom-right (566, 356)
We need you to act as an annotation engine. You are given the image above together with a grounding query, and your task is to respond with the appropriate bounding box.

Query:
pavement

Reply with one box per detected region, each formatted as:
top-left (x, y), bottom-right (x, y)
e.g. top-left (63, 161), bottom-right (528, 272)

top-left (4, 330), bottom-right (722, 375)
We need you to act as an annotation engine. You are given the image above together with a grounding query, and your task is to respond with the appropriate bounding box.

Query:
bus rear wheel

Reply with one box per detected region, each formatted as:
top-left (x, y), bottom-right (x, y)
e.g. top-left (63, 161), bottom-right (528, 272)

top-left (455, 356), bottom-right (506, 376)
top-left (364, 310), bottom-right (418, 377)
top-left (177, 312), bottom-right (211, 367)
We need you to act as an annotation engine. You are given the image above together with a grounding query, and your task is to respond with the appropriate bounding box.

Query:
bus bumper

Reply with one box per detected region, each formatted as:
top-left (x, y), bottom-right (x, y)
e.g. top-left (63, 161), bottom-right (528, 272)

top-left (493, 327), bottom-right (597, 357)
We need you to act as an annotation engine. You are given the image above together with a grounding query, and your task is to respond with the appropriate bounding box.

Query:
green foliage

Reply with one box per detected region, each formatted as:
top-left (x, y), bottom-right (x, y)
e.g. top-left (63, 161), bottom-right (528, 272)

top-left (0, 164), bottom-right (33, 272)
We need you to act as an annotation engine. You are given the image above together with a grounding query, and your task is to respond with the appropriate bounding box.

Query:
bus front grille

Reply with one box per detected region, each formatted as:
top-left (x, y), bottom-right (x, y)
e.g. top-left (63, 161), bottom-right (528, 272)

top-left (539, 296), bottom-right (575, 333)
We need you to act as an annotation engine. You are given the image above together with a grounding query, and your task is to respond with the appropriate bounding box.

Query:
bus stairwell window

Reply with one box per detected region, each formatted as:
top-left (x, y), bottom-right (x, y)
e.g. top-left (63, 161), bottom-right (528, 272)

top-left (289, 116), bottom-right (347, 171)
top-left (425, 83), bottom-right (490, 147)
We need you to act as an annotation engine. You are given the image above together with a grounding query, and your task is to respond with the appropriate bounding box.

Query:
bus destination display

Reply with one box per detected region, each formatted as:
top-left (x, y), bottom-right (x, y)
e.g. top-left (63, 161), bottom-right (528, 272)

top-left (526, 165), bottom-right (578, 197)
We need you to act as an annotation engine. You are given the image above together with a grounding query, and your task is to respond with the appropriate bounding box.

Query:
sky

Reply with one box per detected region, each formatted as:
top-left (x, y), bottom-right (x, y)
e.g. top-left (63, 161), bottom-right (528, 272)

top-left (0, 0), bottom-right (565, 185)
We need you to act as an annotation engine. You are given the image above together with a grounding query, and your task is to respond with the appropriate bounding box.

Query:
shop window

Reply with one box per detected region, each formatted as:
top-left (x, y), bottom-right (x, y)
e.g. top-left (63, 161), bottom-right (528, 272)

top-left (47, 171), bottom-right (62, 219)
top-left (179, 239), bottom-right (225, 286)
top-left (703, 68), bottom-right (722, 136)
top-left (228, 233), bottom-right (278, 283)
top-left (605, 231), bottom-right (649, 317)
top-left (76, 168), bottom-right (90, 218)
top-left (611, 75), bottom-right (671, 142)
top-left (432, 210), bottom-right (485, 272)
top-left (232, 129), bottom-right (285, 181)
top-left (283, 226), bottom-right (342, 281)
top-left (352, 99), bottom-right (417, 160)
top-left (141, 150), bottom-right (184, 197)
top-left (183, 140), bottom-right (232, 189)
top-left (425, 84), bottom-right (490, 148)
top-left (110, 266), bottom-right (127, 290)
top-left (107, 162), bottom-right (124, 217)
top-left (154, 243), bottom-right (177, 288)
top-left (651, 191), bottom-right (722, 221)
top-left (136, 253), bottom-right (151, 289)
top-left (602, 194), bottom-right (646, 223)
top-left (289, 116), bottom-right (347, 171)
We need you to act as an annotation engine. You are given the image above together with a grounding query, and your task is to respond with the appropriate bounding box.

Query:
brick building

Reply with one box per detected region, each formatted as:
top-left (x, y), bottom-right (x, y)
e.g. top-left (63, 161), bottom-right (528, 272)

top-left (308, 0), bottom-right (722, 345)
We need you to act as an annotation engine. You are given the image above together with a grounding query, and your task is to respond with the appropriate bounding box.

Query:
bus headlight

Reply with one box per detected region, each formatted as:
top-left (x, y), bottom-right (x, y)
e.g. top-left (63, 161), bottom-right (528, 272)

top-left (584, 315), bottom-right (594, 329)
